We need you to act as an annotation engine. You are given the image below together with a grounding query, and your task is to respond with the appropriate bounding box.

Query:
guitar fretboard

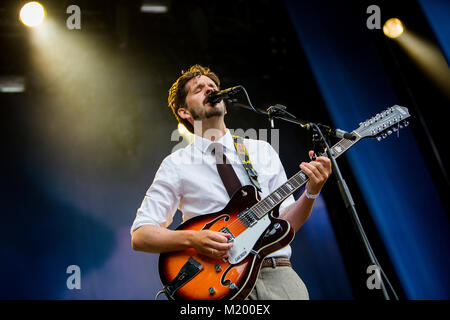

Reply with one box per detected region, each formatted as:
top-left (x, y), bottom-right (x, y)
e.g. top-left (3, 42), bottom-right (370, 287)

top-left (250, 135), bottom-right (359, 219)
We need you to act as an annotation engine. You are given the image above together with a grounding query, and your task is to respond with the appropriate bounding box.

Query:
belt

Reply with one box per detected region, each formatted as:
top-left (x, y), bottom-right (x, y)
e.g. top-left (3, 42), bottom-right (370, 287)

top-left (261, 257), bottom-right (291, 269)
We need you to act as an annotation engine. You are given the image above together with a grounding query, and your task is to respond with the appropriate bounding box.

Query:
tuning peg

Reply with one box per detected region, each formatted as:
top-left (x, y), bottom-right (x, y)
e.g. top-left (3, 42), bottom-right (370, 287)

top-left (377, 136), bottom-right (383, 142)
top-left (382, 133), bottom-right (388, 139)
top-left (387, 130), bottom-right (393, 135)
top-left (403, 120), bottom-right (409, 127)
top-left (392, 127), bottom-right (398, 132)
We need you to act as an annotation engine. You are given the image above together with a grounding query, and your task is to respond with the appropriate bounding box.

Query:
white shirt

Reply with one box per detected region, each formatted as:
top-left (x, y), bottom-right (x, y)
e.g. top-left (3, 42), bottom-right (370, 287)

top-left (131, 129), bottom-right (296, 258)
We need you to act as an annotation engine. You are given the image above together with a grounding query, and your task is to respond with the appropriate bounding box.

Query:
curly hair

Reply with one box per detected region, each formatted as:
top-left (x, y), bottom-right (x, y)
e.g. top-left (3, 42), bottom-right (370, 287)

top-left (168, 65), bottom-right (221, 133)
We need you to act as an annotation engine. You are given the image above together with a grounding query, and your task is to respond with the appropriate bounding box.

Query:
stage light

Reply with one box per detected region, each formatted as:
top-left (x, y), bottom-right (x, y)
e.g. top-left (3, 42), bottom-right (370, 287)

top-left (140, 0), bottom-right (170, 13)
top-left (140, 4), bottom-right (168, 13)
top-left (0, 76), bottom-right (25, 93)
top-left (20, 2), bottom-right (45, 27)
top-left (383, 18), bottom-right (404, 39)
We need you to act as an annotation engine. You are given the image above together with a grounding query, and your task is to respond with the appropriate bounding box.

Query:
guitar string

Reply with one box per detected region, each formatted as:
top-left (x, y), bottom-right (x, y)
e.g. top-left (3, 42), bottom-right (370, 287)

top-left (223, 110), bottom-right (404, 233)
top-left (222, 138), bottom-right (353, 234)
top-left (222, 170), bottom-right (308, 233)
top-left (223, 150), bottom-right (326, 233)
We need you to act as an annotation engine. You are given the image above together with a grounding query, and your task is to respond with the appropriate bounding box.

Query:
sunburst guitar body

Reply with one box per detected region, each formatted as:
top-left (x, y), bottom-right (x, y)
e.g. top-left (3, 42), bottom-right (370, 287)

top-left (158, 185), bottom-right (294, 300)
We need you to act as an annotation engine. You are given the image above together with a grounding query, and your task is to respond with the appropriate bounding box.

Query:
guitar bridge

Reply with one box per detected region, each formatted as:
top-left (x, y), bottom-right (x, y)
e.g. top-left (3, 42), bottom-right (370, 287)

top-left (219, 226), bottom-right (235, 243)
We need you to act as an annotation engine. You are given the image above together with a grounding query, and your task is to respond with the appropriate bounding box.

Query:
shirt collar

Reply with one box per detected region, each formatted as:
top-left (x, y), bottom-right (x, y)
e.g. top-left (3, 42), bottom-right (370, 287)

top-left (193, 129), bottom-right (235, 154)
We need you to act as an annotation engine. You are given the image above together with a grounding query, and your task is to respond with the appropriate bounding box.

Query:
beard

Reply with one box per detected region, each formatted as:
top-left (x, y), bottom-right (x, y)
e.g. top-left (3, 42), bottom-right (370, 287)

top-left (190, 102), bottom-right (225, 120)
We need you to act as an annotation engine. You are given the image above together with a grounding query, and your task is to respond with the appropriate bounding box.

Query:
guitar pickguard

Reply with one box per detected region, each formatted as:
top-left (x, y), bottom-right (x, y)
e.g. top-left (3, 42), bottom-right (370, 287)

top-left (227, 214), bottom-right (271, 264)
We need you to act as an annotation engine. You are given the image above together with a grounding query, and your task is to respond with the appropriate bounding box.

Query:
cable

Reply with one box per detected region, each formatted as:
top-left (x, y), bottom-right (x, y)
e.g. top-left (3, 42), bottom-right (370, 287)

top-left (155, 289), bottom-right (166, 300)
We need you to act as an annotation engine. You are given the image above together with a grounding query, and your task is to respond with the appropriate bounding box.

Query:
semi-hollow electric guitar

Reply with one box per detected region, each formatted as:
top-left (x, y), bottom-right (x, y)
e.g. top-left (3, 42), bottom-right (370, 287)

top-left (158, 105), bottom-right (411, 300)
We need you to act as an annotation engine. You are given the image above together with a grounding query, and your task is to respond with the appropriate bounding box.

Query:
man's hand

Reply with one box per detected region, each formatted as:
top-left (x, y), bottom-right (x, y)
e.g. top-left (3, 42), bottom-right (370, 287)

top-left (190, 230), bottom-right (233, 259)
top-left (300, 150), bottom-right (332, 195)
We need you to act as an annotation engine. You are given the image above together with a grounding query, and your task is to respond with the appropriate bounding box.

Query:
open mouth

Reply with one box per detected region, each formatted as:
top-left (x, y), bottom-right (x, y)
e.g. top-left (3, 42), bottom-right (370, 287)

top-left (204, 98), bottom-right (216, 106)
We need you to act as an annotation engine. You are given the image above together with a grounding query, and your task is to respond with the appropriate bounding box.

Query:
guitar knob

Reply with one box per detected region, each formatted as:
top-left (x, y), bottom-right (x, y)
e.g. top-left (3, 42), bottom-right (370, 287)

top-left (229, 283), bottom-right (239, 291)
top-left (215, 264), bottom-right (222, 272)
top-left (208, 287), bottom-right (216, 295)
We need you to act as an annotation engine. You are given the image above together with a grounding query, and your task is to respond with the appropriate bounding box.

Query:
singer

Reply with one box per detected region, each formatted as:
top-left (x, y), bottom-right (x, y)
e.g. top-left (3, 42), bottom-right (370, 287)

top-left (130, 65), bottom-right (332, 300)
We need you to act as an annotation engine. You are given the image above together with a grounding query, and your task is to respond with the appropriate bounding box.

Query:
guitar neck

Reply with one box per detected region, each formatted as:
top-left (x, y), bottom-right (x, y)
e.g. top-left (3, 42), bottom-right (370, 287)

top-left (250, 135), bottom-right (361, 219)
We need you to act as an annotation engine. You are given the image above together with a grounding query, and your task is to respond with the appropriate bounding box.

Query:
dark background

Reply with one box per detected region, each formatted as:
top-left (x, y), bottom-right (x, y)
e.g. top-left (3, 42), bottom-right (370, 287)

top-left (0, 0), bottom-right (449, 300)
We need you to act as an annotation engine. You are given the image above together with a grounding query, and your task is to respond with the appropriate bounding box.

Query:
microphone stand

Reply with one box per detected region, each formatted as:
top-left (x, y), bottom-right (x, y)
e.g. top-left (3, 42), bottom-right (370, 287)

top-left (232, 99), bottom-right (396, 300)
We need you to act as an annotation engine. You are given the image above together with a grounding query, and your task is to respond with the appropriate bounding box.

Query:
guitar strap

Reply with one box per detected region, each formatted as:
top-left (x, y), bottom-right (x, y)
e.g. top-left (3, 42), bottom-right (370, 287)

top-left (232, 135), bottom-right (262, 193)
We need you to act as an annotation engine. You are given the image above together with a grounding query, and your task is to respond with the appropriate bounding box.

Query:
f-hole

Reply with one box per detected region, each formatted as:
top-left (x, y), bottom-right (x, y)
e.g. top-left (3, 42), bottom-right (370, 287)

top-left (201, 214), bottom-right (230, 230)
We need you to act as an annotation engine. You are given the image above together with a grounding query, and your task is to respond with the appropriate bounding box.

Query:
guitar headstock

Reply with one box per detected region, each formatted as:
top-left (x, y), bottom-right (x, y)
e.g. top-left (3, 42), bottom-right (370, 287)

top-left (354, 105), bottom-right (411, 141)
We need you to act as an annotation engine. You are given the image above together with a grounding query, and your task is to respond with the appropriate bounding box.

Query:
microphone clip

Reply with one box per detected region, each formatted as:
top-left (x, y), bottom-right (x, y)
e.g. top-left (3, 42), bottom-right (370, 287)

top-left (313, 123), bottom-right (357, 141)
top-left (267, 104), bottom-right (291, 128)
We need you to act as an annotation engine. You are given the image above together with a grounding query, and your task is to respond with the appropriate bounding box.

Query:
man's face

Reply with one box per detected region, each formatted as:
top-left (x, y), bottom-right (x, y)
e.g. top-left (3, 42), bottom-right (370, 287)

top-left (182, 75), bottom-right (226, 122)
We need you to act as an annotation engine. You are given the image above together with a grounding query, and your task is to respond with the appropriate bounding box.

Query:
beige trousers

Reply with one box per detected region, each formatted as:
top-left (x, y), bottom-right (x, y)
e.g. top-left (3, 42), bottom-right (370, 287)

top-left (246, 266), bottom-right (309, 300)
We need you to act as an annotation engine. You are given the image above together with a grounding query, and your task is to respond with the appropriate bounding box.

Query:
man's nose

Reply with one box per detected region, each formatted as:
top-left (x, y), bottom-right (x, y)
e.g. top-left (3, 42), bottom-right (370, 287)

top-left (205, 88), bottom-right (214, 96)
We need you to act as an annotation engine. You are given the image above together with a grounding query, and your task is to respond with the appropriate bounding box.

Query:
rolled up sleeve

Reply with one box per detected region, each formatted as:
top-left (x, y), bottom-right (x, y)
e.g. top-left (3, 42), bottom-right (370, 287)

top-left (130, 155), bottom-right (181, 233)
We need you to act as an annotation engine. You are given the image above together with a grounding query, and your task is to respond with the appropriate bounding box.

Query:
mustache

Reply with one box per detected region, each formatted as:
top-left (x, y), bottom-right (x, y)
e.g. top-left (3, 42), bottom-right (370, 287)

top-left (204, 96), bottom-right (214, 105)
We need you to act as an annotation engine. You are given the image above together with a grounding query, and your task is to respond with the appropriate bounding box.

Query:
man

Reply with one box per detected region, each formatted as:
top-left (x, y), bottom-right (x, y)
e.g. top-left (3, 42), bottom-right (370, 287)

top-left (131, 65), bottom-right (332, 300)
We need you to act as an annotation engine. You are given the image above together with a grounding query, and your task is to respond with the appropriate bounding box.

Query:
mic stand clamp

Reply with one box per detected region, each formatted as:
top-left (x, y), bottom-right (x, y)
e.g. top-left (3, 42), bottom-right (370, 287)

top-left (267, 104), bottom-right (290, 128)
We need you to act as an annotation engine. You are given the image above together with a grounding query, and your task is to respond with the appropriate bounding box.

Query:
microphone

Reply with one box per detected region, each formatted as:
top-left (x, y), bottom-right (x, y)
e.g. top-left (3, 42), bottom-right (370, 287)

top-left (317, 124), bottom-right (356, 140)
top-left (206, 86), bottom-right (242, 104)
top-left (332, 128), bottom-right (357, 140)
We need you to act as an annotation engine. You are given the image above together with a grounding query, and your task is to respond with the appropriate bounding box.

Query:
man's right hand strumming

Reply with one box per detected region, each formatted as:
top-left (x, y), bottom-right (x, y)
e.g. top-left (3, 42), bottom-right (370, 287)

top-left (132, 225), bottom-right (233, 260)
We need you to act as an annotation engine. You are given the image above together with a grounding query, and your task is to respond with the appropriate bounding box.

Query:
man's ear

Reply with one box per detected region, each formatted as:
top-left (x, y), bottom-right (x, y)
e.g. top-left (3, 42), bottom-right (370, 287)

top-left (177, 107), bottom-right (191, 121)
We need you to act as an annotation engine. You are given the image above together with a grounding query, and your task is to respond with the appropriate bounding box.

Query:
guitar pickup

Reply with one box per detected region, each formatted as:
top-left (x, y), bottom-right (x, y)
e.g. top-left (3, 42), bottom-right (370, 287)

top-left (238, 209), bottom-right (258, 227)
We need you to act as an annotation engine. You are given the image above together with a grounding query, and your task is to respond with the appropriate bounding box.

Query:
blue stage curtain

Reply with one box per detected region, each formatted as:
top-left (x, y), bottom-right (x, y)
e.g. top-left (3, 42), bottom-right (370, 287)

top-left (286, 0), bottom-right (450, 299)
